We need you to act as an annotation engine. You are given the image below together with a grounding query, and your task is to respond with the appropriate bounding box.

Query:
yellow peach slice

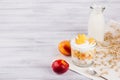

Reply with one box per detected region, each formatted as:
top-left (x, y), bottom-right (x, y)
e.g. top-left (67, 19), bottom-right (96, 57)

top-left (88, 38), bottom-right (95, 43)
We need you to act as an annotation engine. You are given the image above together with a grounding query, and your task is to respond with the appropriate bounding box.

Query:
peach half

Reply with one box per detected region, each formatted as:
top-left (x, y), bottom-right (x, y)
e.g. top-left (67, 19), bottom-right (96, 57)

top-left (58, 40), bottom-right (71, 56)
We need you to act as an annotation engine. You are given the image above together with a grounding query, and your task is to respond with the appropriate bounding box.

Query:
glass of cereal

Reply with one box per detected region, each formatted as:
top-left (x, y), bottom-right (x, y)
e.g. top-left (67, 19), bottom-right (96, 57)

top-left (71, 34), bottom-right (96, 67)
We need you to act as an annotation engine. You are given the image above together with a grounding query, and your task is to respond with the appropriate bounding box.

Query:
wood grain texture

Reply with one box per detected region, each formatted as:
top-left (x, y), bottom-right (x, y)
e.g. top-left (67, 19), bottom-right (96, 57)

top-left (0, 0), bottom-right (119, 80)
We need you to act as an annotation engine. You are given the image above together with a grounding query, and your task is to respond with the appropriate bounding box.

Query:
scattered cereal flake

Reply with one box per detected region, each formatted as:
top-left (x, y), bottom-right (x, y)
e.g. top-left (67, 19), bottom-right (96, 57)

top-left (103, 63), bottom-right (107, 66)
top-left (100, 71), bottom-right (108, 75)
top-left (110, 65), bottom-right (115, 69)
top-left (108, 60), bottom-right (113, 65)
top-left (114, 67), bottom-right (119, 72)
top-left (100, 68), bottom-right (104, 71)
top-left (101, 61), bottom-right (105, 65)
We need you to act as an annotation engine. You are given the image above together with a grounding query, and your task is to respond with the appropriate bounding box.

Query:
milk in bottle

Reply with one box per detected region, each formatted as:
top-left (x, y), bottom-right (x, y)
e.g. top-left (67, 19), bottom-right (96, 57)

top-left (88, 4), bottom-right (105, 42)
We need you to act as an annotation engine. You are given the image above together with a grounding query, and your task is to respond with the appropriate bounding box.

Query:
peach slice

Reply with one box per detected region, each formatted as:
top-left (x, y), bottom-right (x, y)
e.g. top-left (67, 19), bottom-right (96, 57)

top-left (75, 34), bottom-right (87, 44)
top-left (79, 53), bottom-right (86, 60)
top-left (58, 40), bottom-right (71, 56)
top-left (88, 38), bottom-right (95, 44)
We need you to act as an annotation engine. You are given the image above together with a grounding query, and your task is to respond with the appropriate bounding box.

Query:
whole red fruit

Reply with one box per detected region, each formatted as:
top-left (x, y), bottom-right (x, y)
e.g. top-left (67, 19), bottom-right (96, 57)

top-left (52, 59), bottom-right (69, 74)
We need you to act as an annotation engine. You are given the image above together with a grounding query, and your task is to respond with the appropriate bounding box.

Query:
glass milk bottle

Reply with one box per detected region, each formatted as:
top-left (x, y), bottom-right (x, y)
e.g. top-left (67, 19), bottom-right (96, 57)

top-left (88, 4), bottom-right (105, 42)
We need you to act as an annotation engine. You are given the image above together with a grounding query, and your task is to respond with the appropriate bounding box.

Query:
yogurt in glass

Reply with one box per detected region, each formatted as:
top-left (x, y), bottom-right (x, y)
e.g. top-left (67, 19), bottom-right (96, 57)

top-left (71, 34), bottom-right (96, 67)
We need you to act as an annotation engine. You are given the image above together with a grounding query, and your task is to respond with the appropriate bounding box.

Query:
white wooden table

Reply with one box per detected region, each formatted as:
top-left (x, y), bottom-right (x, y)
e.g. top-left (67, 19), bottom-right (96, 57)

top-left (0, 0), bottom-right (119, 80)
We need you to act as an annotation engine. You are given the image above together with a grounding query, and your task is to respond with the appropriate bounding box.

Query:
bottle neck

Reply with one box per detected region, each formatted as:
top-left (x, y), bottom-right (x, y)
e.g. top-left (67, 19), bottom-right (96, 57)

top-left (90, 4), bottom-right (105, 14)
top-left (90, 8), bottom-right (103, 14)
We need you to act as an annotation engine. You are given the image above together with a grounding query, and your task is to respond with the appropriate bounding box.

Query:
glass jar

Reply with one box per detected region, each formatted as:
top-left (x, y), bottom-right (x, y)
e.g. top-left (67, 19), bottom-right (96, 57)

top-left (71, 39), bottom-right (96, 67)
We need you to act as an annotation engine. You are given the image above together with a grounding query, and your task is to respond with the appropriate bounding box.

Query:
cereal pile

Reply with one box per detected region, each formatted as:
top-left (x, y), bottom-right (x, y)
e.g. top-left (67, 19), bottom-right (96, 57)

top-left (93, 22), bottom-right (120, 76)
top-left (104, 26), bottom-right (120, 58)
top-left (97, 23), bottom-right (120, 59)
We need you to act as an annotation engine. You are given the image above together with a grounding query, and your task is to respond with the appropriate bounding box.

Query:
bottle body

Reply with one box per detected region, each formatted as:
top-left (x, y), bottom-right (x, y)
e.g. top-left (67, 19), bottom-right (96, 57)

top-left (88, 5), bottom-right (105, 42)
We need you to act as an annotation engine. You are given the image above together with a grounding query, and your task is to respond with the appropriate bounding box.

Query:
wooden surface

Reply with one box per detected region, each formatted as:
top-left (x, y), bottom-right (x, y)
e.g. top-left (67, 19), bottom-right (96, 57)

top-left (0, 0), bottom-right (120, 80)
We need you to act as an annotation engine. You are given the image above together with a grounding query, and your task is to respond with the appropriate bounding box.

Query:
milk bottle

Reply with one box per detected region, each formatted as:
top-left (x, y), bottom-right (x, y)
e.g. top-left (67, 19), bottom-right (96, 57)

top-left (88, 4), bottom-right (105, 42)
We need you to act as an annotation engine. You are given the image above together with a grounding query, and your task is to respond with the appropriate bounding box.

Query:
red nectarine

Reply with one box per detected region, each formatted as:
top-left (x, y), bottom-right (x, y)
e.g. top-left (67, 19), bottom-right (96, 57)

top-left (52, 59), bottom-right (69, 74)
